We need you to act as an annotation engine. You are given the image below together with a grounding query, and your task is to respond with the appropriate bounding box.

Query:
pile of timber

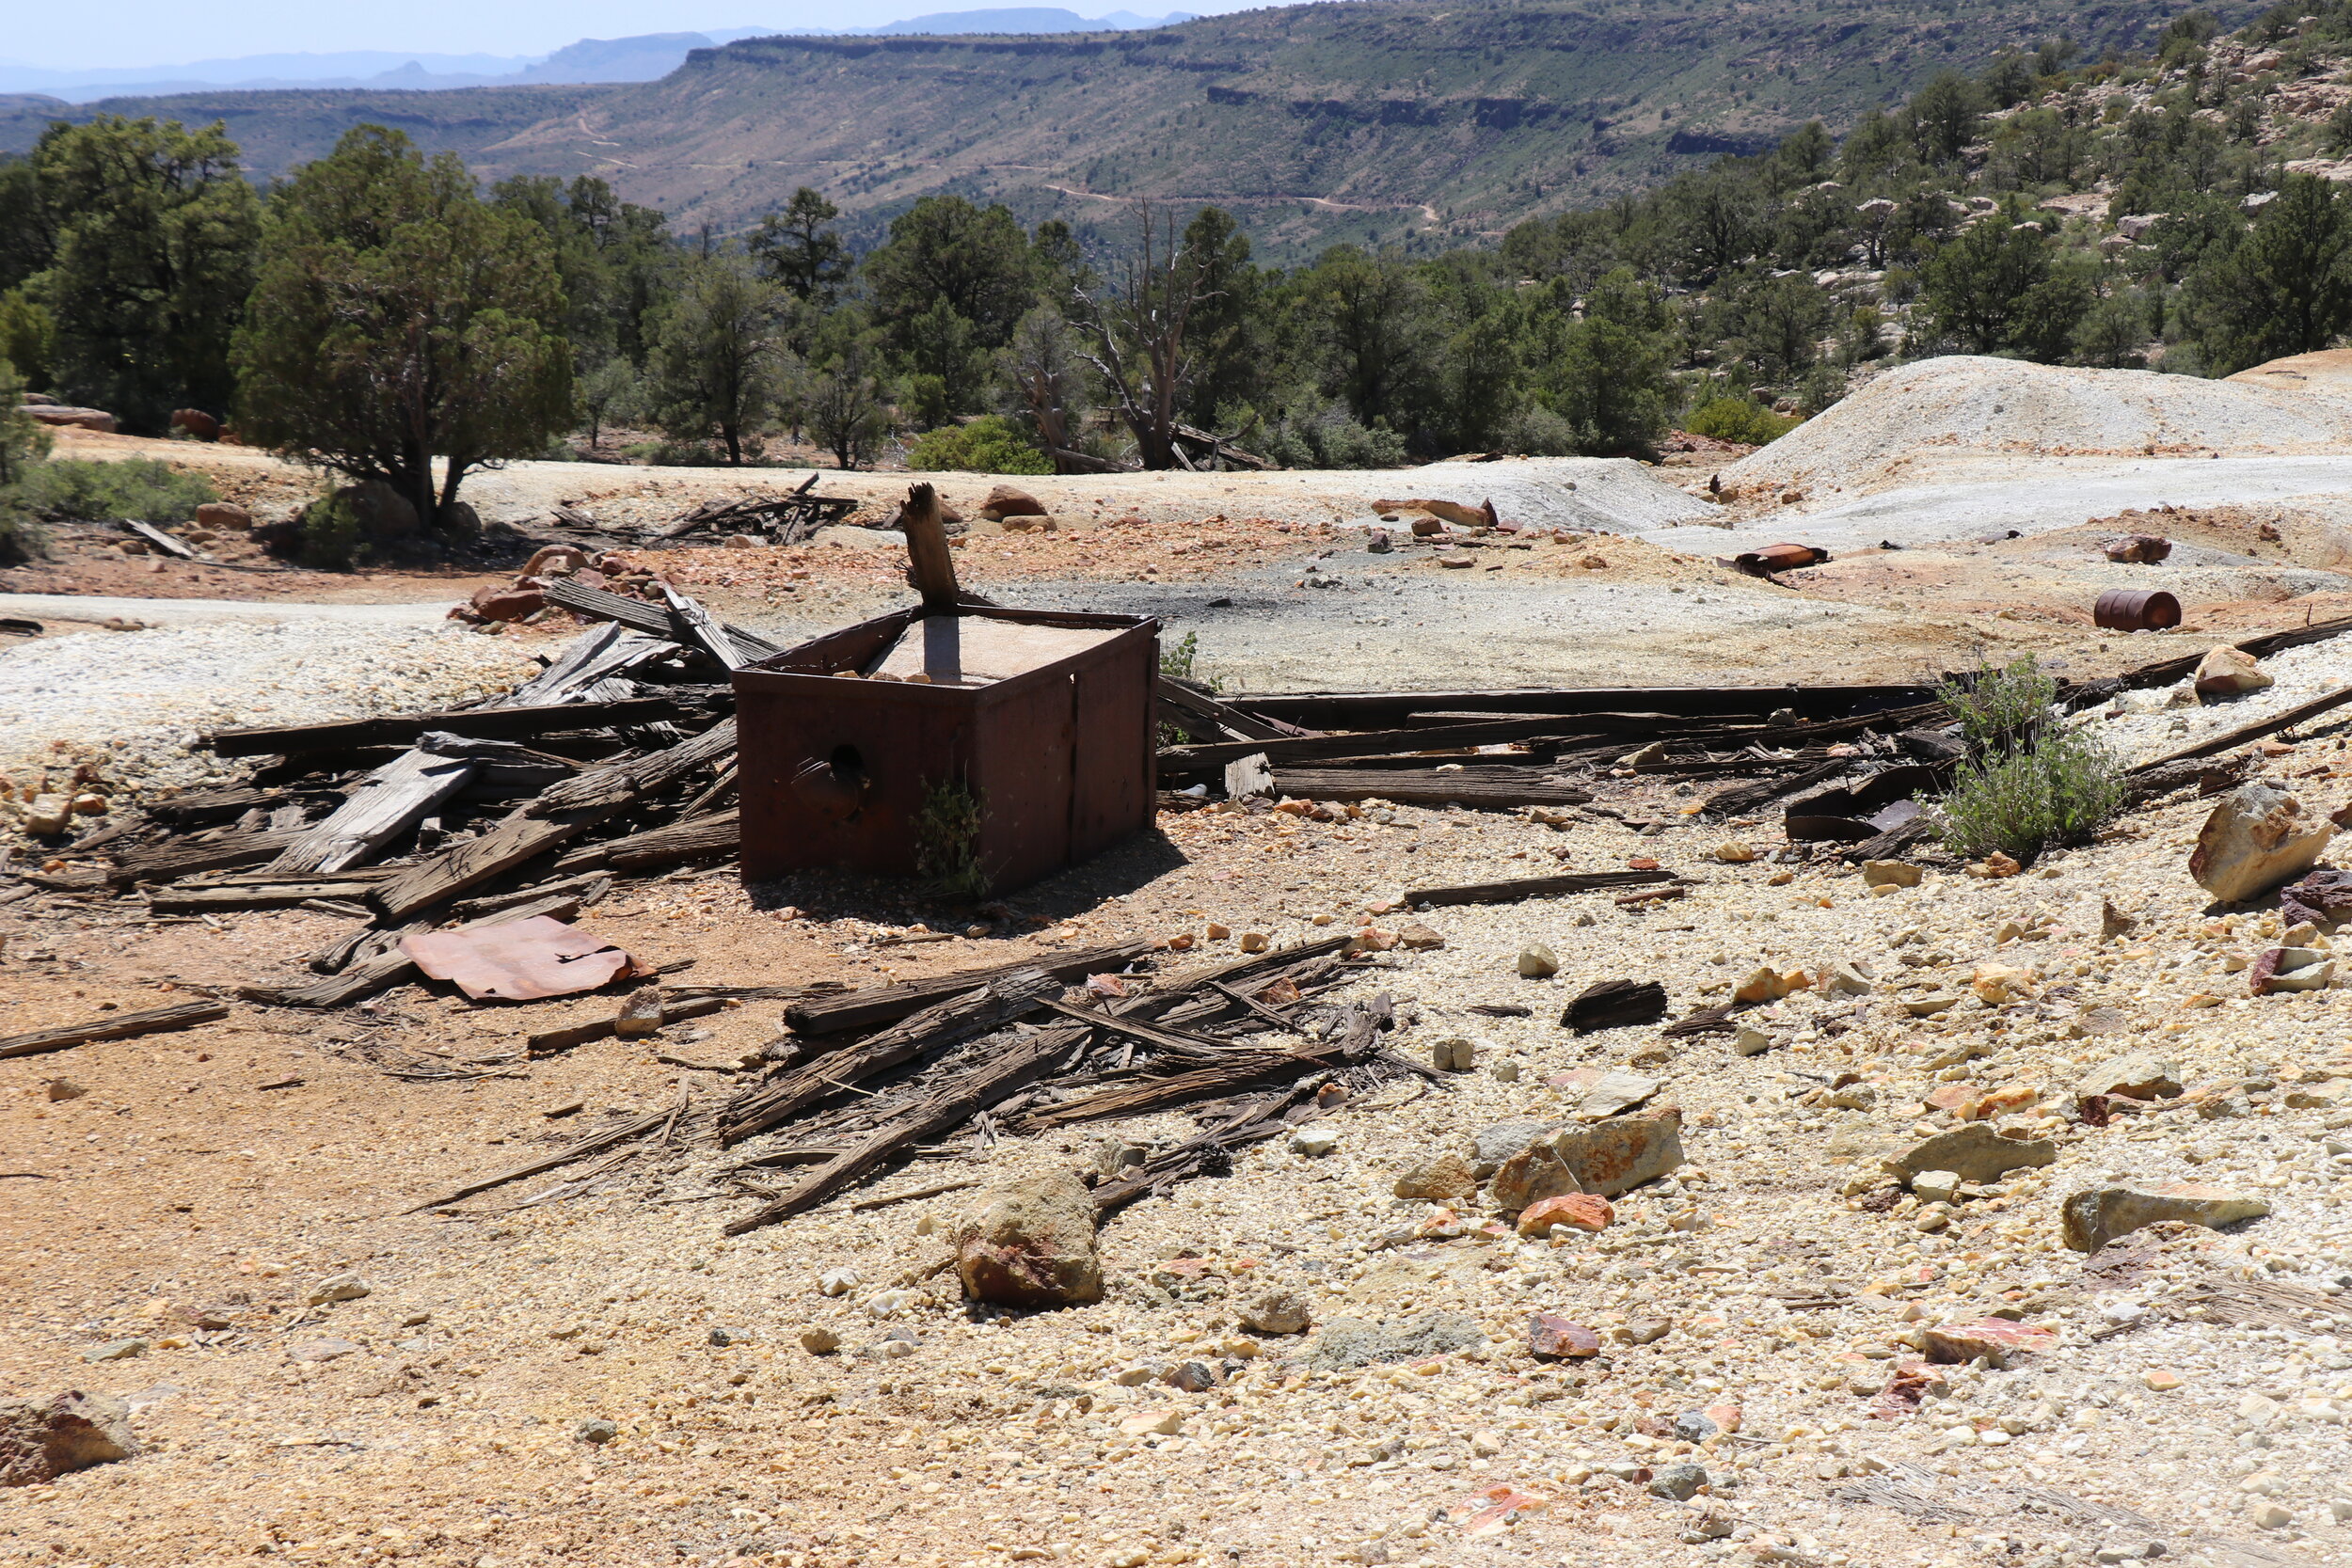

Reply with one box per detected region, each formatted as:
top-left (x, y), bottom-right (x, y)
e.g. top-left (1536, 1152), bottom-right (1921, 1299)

top-left (24, 609), bottom-right (764, 1009)
top-left (653, 475), bottom-right (860, 545)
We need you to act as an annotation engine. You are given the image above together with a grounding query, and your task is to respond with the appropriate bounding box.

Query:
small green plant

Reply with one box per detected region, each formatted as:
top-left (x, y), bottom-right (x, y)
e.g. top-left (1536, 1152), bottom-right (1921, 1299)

top-left (17, 457), bottom-right (215, 523)
top-left (913, 776), bottom-right (991, 902)
top-left (0, 356), bottom-right (52, 563)
top-left (1937, 656), bottom-right (2056, 756)
top-left (1160, 630), bottom-right (1200, 682)
top-left (1682, 397), bottom-right (1802, 446)
top-left (1931, 657), bottom-right (2122, 864)
top-left (296, 488), bottom-right (365, 571)
top-left (906, 415), bottom-right (1053, 475)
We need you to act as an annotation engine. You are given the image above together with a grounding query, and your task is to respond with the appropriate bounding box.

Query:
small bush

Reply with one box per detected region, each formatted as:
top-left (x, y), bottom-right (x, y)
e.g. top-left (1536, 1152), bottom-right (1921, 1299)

top-left (296, 490), bottom-right (364, 571)
top-left (907, 415), bottom-right (1053, 475)
top-left (1931, 657), bottom-right (2122, 863)
top-left (1259, 403), bottom-right (1409, 469)
top-left (913, 776), bottom-right (991, 902)
top-left (17, 458), bottom-right (215, 523)
top-left (1682, 397), bottom-right (1803, 446)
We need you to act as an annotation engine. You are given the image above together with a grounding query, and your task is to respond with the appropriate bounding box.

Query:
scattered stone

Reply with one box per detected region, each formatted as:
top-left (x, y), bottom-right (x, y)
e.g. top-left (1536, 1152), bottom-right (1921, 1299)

top-left (2190, 783), bottom-right (2334, 902)
top-left (42, 1079), bottom-right (84, 1102)
top-left (193, 500), bottom-right (249, 531)
top-left (1672, 1410), bottom-right (1719, 1443)
top-left (2079, 1053), bottom-right (2182, 1102)
top-left (1492, 1106), bottom-right (1685, 1207)
top-left (1290, 1126), bottom-right (1339, 1157)
top-left (818, 1268), bottom-right (860, 1297)
top-left (1824, 960), bottom-right (1875, 995)
top-left (1163, 1361), bottom-right (1219, 1394)
top-left (1714, 842), bottom-right (1756, 863)
top-left (0, 1391), bottom-right (138, 1486)
top-left (306, 1273), bottom-right (370, 1307)
top-left (1517, 1194), bottom-right (1613, 1237)
top-left (956, 1172), bottom-right (1104, 1307)
top-left (1527, 1314), bottom-right (1602, 1359)
top-left (2101, 899), bottom-right (2138, 940)
top-left (1732, 1024), bottom-right (1773, 1055)
top-left (1518, 942), bottom-right (1559, 978)
top-left (1309, 1312), bottom-right (1485, 1370)
top-left (1393, 1152), bottom-right (1479, 1201)
top-left (1573, 1069), bottom-right (1661, 1119)
top-left (612, 984), bottom-right (665, 1038)
top-left (1396, 923), bottom-right (1446, 950)
top-left (1969, 962), bottom-right (2030, 1005)
top-left (707, 1326), bottom-right (748, 1346)
top-left (2062, 1182), bottom-right (2272, 1252)
top-left (1862, 861), bottom-right (1923, 889)
top-left (1734, 967), bottom-right (1790, 1005)
top-left (1902, 993), bottom-right (1960, 1018)
top-left (798, 1326), bottom-right (840, 1354)
top-left (2247, 1500), bottom-right (2293, 1531)
top-left (1489, 1058), bottom-right (1520, 1083)
top-left (1883, 1123), bottom-right (2056, 1185)
top-left (1920, 1319), bottom-right (2058, 1368)
top-left (284, 1338), bottom-right (360, 1364)
top-left (81, 1338), bottom-right (147, 1364)
top-left (1431, 1037), bottom-right (1476, 1073)
top-left (2194, 645), bottom-right (2273, 697)
top-left (1470, 1430), bottom-right (1503, 1457)
top-left (2250, 946), bottom-right (2334, 993)
top-left (23, 795), bottom-right (71, 836)
top-left (1469, 1118), bottom-right (1556, 1179)
top-left (1648, 1463), bottom-right (1709, 1501)
top-left (2142, 1369), bottom-right (2185, 1391)
top-left (1120, 1408), bottom-right (1184, 1437)
top-left (1238, 1290), bottom-right (1312, 1337)
top-left (574, 1418), bottom-right (618, 1445)
top-left (1910, 1169), bottom-right (1962, 1204)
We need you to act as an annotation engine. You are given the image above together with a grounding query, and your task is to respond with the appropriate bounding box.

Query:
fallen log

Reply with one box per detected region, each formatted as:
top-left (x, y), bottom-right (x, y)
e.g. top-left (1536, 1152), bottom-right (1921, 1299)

top-left (203, 697), bottom-right (703, 758)
top-left (779, 942), bottom-right (1152, 1037)
top-left (1270, 767), bottom-right (1591, 808)
top-left (0, 999), bottom-right (231, 1060)
top-left (720, 970), bottom-right (1058, 1145)
top-left (1403, 869), bottom-right (1674, 908)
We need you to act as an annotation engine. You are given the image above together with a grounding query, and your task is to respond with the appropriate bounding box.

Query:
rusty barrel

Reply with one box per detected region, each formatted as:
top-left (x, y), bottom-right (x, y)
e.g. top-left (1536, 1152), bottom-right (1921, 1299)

top-left (2093, 588), bottom-right (2181, 631)
top-left (1734, 543), bottom-right (1828, 577)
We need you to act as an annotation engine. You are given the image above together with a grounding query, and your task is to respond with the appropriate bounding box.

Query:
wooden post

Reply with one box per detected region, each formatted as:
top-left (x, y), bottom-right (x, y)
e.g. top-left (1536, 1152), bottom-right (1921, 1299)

top-left (900, 483), bottom-right (961, 613)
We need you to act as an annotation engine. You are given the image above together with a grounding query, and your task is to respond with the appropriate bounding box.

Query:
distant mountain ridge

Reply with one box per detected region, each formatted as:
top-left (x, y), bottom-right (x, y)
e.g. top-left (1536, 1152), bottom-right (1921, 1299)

top-left (0, 12), bottom-right (1199, 102)
top-left (0, 0), bottom-right (2258, 261)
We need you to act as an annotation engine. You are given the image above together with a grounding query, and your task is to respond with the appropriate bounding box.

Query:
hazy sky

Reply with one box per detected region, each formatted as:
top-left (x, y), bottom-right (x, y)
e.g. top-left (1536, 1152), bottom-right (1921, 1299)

top-left (3, 0), bottom-right (1263, 71)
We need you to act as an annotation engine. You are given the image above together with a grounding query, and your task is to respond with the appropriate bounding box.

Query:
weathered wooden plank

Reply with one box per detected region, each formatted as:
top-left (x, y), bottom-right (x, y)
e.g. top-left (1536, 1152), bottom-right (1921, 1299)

top-left (539, 578), bottom-right (785, 660)
top-left (203, 697), bottom-right (699, 758)
top-left (1269, 766), bottom-right (1591, 808)
top-left (372, 806), bottom-right (613, 920)
top-left (150, 880), bottom-right (384, 913)
top-left (719, 971), bottom-right (1057, 1145)
top-left (1701, 759), bottom-right (1855, 818)
top-left (1014, 1041), bottom-right (1350, 1130)
top-left (528, 718), bottom-right (737, 816)
top-left (122, 518), bottom-right (200, 559)
top-left (526, 994), bottom-right (731, 1054)
top-left (0, 1000), bottom-right (230, 1060)
top-left (605, 810), bottom-right (739, 873)
top-left (266, 750), bottom-right (478, 877)
top-left (1402, 868), bottom-right (1677, 909)
top-left (661, 584), bottom-right (751, 671)
top-left (107, 826), bottom-right (304, 887)
top-left (1162, 715), bottom-right (1598, 770)
top-left (2131, 685), bottom-right (2352, 772)
top-left (779, 941), bottom-right (1152, 1037)
top-left (492, 623), bottom-right (674, 708)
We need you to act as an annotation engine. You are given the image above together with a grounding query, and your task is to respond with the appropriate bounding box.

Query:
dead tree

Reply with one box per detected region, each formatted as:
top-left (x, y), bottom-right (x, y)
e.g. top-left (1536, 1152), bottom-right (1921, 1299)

top-left (1072, 205), bottom-right (1219, 472)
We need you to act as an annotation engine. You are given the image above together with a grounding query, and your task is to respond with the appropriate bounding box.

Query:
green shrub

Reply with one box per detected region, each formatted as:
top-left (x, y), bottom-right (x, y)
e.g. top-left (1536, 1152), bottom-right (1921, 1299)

top-left (296, 489), bottom-right (364, 571)
top-left (0, 356), bottom-right (52, 563)
top-left (913, 776), bottom-right (991, 901)
top-left (1931, 657), bottom-right (2122, 863)
top-left (1682, 397), bottom-right (1803, 446)
top-left (17, 457), bottom-right (215, 523)
top-left (907, 415), bottom-right (1052, 475)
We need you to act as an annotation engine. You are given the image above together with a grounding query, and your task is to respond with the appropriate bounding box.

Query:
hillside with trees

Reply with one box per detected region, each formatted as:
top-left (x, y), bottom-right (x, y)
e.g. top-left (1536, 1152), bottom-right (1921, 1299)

top-left (0, 0), bottom-right (2256, 260)
top-left (6, 0), bottom-right (2352, 564)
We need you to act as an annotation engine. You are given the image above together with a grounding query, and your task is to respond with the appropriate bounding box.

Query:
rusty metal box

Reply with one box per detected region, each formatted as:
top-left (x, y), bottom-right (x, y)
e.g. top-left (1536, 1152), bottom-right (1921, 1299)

top-left (733, 606), bottom-right (1159, 894)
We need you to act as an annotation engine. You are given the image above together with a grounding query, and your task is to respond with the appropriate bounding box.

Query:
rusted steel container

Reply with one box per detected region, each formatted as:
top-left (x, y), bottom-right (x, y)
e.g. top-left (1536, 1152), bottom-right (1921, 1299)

top-left (733, 605), bottom-right (1158, 895)
top-left (2093, 588), bottom-right (2181, 631)
top-left (1733, 543), bottom-right (1829, 576)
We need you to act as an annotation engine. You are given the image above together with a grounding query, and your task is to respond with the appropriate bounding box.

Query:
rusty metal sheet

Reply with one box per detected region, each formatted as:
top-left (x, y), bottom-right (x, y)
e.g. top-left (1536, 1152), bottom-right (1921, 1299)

top-left (401, 917), bottom-right (638, 1002)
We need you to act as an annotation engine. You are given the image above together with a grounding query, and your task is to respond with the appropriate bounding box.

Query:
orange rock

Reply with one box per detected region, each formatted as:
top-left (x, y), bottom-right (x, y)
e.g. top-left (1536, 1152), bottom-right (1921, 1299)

top-left (1517, 1194), bottom-right (1615, 1237)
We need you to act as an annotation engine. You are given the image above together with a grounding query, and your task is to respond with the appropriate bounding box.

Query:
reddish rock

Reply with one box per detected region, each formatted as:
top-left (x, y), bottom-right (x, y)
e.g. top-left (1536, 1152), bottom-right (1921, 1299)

top-left (1517, 1194), bottom-right (1614, 1237)
top-left (1528, 1314), bottom-right (1602, 1359)
top-left (193, 501), bottom-right (249, 531)
top-left (169, 408), bottom-right (220, 440)
top-left (955, 1171), bottom-right (1103, 1307)
top-left (522, 544), bottom-right (592, 578)
top-left (1920, 1319), bottom-right (2058, 1368)
top-left (980, 484), bottom-right (1047, 520)
top-left (469, 584), bottom-right (546, 623)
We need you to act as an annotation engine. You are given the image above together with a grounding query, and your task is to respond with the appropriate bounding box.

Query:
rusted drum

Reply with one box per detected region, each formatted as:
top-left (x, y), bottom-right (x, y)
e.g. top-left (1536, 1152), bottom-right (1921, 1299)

top-left (1734, 543), bottom-right (1829, 577)
top-left (2093, 588), bottom-right (2181, 631)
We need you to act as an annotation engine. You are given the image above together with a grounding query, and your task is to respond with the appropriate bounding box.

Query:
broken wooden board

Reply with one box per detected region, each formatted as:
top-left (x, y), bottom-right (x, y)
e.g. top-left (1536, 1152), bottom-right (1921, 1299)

top-left (1269, 766), bottom-right (1591, 808)
top-left (526, 995), bottom-right (731, 1054)
top-left (1404, 869), bottom-right (1676, 908)
top-left (778, 942), bottom-right (1153, 1037)
top-left (107, 826), bottom-right (305, 887)
top-left (266, 749), bottom-right (478, 877)
top-left (204, 697), bottom-right (700, 758)
top-left (150, 880), bottom-right (383, 913)
top-left (373, 805), bottom-right (618, 920)
top-left (539, 578), bottom-right (785, 661)
top-left (0, 999), bottom-right (230, 1060)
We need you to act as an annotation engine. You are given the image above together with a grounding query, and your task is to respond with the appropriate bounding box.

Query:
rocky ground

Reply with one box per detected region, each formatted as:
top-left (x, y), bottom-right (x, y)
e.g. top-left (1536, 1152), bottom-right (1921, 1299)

top-left (7, 371), bottom-right (2352, 1568)
top-left (4, 634), bottom-right (2352, 1568)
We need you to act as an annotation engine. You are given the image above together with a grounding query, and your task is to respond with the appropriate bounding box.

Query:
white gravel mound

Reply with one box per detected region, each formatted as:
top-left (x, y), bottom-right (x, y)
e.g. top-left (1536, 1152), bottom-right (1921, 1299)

top-left (1724, 356), bottom-right (2352, 496)
top-left (0, 621), bottom-right (539, 810)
